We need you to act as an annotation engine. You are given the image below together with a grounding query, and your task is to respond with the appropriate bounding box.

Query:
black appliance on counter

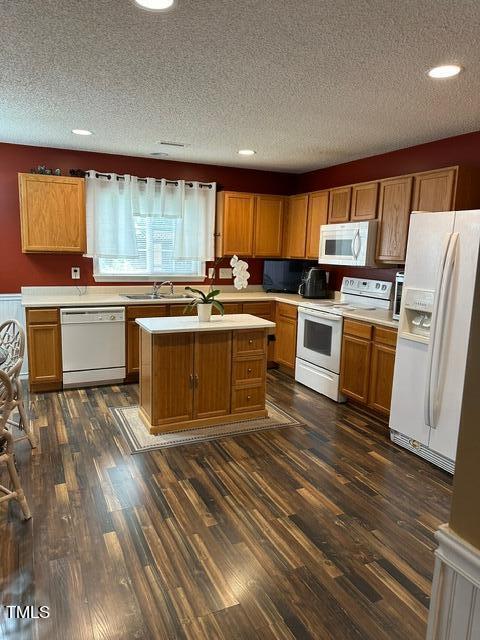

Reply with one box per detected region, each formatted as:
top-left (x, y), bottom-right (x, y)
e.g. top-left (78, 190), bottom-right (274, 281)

top-left (298, 267), bottom-right (328, 298)
top-left (262, 260), bottom-right (307, 293)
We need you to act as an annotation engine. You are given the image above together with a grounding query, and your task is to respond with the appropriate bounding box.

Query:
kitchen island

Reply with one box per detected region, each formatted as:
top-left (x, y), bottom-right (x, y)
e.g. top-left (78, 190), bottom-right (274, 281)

top-left (136, 314), bottom-right (276, 434)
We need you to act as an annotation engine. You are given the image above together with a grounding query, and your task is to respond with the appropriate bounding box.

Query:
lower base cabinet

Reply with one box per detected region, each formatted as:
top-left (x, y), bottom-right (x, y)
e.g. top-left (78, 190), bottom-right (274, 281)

top-left (340, 319), bottom-right (397, 416)
top-left (274, 303), bottom-right (298, 371)
top-left (126, 305), bottom-right (168, 380)
top-left (139, 327), bottom-right (268, 433)
top-left (26, 308), bottom-right (62, 392)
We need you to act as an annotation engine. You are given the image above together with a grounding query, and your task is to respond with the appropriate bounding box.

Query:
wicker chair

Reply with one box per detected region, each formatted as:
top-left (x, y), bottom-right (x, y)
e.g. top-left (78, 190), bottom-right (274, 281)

top-left (0, 369), bottom-right (31, 520)
top-left (0, 320), bottom-right (36, 448)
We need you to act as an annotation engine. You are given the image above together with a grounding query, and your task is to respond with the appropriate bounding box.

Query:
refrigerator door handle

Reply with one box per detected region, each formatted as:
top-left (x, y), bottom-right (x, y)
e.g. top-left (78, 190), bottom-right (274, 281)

top-left (429, 233), bottom-right (458, 429)
top-left (424, 232), bottom-right (452, 428)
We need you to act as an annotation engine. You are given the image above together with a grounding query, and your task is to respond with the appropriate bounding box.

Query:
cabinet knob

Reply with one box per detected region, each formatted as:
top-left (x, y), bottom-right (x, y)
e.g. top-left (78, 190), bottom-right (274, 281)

top-left (247, 395), bottom-right (251, 400)
top-left (249, 339), bottom-right (253, 344)
top-left (247, 368), bottom-right (252, 373)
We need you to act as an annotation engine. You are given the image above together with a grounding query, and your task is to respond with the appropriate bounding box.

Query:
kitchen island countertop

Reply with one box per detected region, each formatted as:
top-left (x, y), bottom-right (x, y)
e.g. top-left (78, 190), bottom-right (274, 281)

top-left (137, 313), bottom-right (275, 334)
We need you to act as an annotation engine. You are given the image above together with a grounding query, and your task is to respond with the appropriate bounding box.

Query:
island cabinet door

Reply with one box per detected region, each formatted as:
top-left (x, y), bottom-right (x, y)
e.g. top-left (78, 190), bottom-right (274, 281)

top-left (193, 331), bottom-right (232, 419)
top-left (149, 332), bottom-right (194, 425)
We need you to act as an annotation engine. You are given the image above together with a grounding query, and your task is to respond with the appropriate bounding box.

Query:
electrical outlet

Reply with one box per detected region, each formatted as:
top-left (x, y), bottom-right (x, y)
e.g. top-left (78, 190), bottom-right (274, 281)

top-left (208, 267), bottom-right (215, 279)
top-left (219, 267), bottom-right (233, 279)
top-left (71, 267), bottom-right (80, 280)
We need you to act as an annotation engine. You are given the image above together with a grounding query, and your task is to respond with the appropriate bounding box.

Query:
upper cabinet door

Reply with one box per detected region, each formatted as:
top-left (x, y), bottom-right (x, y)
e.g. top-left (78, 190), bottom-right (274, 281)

top-left (350, 182), bottom-right (379, 221)
top-left (283, 194), bottom-right (309, 258)
top-left (376, 176), bottom-right (413, 263)
top-left (412, 168), bottom-right (456, 212)
top-left (305, 190), bottom-right (329, 259)
top-left (327, 186), bottom-right (351, 223)
top-left (18, 173), bottom-right (86, 253)
top-left (217, 192), bottom-right (255, 256)
top-left (253, 195), bottom-right (284, 257)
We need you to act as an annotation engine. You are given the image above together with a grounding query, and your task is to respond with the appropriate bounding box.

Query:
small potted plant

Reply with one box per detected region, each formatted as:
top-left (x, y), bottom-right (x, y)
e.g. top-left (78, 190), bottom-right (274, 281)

top-left (184, 287), bottom-right (224, 321)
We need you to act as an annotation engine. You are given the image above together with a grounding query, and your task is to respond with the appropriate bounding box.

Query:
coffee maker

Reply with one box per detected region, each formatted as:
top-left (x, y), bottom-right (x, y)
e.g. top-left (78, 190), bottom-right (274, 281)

top-left (298, 267), bottom-right (327, 298)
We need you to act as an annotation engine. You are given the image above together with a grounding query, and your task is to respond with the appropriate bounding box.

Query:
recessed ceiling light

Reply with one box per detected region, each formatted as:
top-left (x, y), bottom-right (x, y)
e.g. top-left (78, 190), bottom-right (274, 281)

top-left (238, 149), bottom-right (256, 156)
top-left (428, 64), bottom-right (462, 79)
top-left (71, 129), bottom-right (93, 136)
top-left (134, 0), bottom-right (174, 10)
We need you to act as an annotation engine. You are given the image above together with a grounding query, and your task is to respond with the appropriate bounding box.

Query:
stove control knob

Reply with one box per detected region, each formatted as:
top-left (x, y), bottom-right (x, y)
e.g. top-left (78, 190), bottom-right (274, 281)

top-left (381, 284), bottom-right (387, 290)
top-left (375, 283), bottom-right (380, 289)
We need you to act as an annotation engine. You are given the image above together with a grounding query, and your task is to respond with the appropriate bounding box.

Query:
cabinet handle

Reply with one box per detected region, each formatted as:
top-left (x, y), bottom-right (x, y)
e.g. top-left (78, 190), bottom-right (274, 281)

top-left (189, 374), bottom-right (194, 388)
top-left (194, 374), bottom-right (199, 387)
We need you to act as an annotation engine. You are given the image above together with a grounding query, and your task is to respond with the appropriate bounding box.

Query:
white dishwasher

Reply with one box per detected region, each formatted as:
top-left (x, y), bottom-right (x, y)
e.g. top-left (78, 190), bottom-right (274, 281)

top-left (60, 307), bottom-right (126, 388)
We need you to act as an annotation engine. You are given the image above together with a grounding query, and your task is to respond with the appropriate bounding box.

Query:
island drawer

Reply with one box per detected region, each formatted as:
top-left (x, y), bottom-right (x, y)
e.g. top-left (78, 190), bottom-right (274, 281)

top-left (233, 329), bottom-right (266, 355)
top-left (233, 357), bottom-right (265, 385)
top-left (232, 384), bottom-right (265, 413)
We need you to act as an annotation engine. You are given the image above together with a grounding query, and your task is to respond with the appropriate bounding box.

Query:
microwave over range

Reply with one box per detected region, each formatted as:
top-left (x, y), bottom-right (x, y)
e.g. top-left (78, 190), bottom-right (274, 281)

top-left (318, 220), bottom-right (378, 266)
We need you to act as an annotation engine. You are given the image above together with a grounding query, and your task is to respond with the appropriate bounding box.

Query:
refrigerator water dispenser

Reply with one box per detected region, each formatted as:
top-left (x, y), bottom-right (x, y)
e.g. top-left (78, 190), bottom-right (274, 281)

top-left (399, 288), bottom-right (435, 343)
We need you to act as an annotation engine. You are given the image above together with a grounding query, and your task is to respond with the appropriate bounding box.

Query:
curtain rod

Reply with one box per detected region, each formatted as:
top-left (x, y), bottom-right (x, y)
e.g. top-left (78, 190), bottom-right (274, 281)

top-left (94, 172), bottom-right (213, 188)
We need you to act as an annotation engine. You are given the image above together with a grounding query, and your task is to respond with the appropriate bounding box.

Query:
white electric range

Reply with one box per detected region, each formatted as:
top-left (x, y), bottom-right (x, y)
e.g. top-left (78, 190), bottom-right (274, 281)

top-left (295, 277), bottom-right (393, 401)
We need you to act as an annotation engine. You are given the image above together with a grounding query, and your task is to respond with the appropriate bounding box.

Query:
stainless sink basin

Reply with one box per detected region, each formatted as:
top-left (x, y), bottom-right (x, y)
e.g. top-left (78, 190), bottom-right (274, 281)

top-left (121, 293), bottom-right (194, 300)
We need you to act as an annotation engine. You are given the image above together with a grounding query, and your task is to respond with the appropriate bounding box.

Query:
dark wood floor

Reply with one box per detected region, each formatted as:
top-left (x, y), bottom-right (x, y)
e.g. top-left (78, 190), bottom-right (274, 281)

top-left (0, 371), bottom-right (452, 640)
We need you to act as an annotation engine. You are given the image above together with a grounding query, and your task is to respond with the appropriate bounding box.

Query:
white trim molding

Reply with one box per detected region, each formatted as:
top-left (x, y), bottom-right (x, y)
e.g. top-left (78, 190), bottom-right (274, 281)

top-left (427, 524), bottom-right (480, 639)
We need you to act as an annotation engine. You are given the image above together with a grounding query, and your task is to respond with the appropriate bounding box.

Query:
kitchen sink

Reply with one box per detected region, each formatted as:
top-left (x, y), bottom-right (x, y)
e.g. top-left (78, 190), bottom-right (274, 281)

top-left (121, 293), bottom-right (194, 300)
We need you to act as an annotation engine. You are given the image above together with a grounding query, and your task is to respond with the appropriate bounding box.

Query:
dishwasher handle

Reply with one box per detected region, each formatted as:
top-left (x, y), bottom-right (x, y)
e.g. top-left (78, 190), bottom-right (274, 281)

top-left (60, 307), bottom-right (125, 324)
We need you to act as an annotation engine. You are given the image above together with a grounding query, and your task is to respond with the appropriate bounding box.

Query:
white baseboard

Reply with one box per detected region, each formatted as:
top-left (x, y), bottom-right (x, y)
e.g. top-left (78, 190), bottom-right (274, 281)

top-left (427, 524), bottom-right (480, 639)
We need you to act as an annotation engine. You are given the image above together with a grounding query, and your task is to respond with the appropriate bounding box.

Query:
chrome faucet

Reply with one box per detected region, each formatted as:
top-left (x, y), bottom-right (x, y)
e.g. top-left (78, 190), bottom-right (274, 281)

top-left (152, 281), bottom-right (174, 297)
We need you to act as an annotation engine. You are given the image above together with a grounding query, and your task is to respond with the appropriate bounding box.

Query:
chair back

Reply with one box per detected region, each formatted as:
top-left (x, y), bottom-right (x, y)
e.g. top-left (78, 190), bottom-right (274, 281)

top-left (0, 369), bottom-right (13, 433)
top-left (0, 320), bottom-right (25, 379)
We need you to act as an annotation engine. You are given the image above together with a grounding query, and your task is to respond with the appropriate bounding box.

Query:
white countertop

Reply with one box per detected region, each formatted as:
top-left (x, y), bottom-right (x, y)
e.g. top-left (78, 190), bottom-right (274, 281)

top-left (21, 288), bottom-right (315, 309)
top-left (342, 308), bottom-right (399, 329)
top-left (137, 313), bottom-right (276, 334)
top-left (20, 286), bottom-right (398, 329)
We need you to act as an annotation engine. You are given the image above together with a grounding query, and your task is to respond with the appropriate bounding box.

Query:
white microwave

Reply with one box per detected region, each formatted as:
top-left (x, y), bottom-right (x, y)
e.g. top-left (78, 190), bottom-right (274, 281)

top-left (318, 220), bottom-right (378, 266)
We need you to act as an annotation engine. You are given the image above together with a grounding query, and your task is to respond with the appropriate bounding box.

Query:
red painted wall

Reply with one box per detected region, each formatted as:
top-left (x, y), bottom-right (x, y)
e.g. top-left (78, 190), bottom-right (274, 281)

top-left (0, 143), bottom-right (293, 293)
top-left (295, 130), bottom-right (480, 192)
top-left (2, 131), bottom-right (480, 294)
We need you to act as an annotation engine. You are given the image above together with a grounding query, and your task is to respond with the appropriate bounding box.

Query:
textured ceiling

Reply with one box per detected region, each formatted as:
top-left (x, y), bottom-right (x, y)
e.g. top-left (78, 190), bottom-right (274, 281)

top-left (0, 0), bottom-right (479, 172)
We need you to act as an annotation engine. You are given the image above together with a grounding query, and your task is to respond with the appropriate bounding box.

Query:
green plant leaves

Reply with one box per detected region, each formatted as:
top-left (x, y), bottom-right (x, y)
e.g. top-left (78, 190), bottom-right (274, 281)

top-left (212, 300), bottom-right (225, 315)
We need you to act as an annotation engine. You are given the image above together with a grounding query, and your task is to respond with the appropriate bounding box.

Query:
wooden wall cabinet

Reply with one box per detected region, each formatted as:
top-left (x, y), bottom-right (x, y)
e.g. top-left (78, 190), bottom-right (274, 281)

top-left (274, 302), bottom-right (297, 370)
top-left (18, 173), bottom-right (86, 253)
top-left (254, 195), bottom-right (285, 257)
top-left (305, 190), bottom-right (329, 259)
top-left (26, 308), bottom-right (62, 391)
top-left (327, 187), bottom-right (351, 223)
top-left (283, 194), bottom-right (309, 258)
top-left (376, 176), bottom-right (413, 263)
top-left (350, 182), bottom-right (378, 221)
top-left (412, 168), bottom-right (456, 212)
top-left (340, 319), bottom-right (397, 416)
top-left (216, 192), bottom-right (284, 257)
top-left (216, 192), bottom-right (255, 256)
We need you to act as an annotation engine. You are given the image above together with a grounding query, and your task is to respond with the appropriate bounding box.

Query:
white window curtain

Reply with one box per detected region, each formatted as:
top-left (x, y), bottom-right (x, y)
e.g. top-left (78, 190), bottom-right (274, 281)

top-left (174, 181), bottom-right (216, 261)
top-left (85, 171), bottom-right (216, 261)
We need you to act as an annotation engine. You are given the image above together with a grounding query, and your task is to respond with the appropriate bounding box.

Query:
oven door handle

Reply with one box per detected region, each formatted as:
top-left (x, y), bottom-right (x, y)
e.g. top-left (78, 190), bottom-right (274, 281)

top-left (299, 309), bottom-right (342, 322)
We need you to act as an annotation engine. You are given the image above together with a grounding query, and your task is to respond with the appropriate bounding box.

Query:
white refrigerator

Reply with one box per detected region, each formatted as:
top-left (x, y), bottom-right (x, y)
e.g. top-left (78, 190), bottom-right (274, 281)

top-left (389, 210), bottom-right (480, 473)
